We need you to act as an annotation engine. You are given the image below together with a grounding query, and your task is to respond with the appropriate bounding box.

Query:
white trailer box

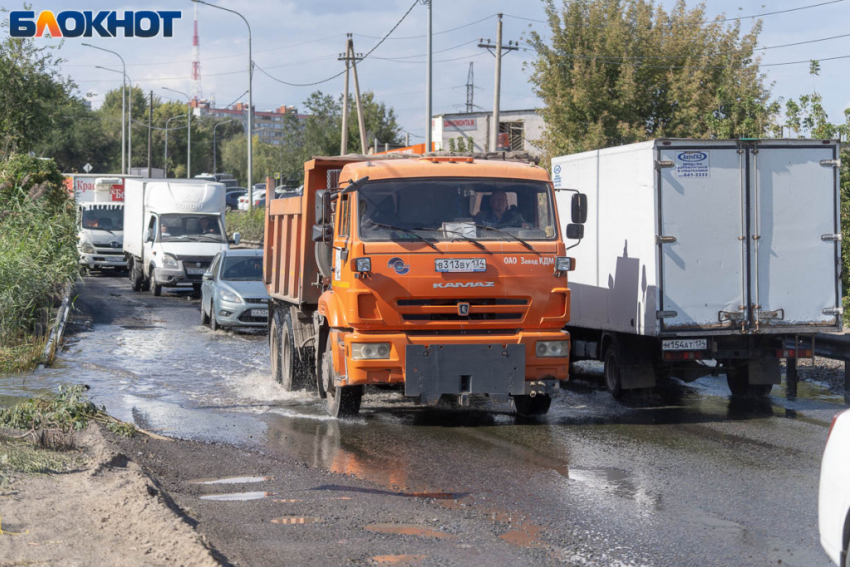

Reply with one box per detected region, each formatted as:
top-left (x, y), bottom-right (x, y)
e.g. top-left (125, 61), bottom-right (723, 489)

top-left (124, 179), bottom-right (232, 296)
top-left (553, 139), bottom-right (842, 396)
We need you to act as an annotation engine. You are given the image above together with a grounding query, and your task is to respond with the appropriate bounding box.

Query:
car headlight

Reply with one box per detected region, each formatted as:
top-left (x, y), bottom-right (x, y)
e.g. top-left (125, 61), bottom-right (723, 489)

top-left (556, 256), bottom-right (574, 271)
top-left (536, 341), bottom-right (569, 358)
top-left (80, 242), bottom-right (95, 254)
top-left (219, 289), bottom-right (243, 303)
top-left (351, 342), bottom-right (391, 360)
top-left (162, 253), bottom-right (179, 268)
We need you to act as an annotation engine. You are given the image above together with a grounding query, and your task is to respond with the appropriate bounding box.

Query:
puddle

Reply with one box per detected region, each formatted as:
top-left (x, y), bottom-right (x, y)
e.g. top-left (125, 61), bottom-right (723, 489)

top-left (365, 524), bottom-right (456, 539)
top-left (312, 484), bottom-right (463, 500)
top-left (199, 491), bottom-right (275, 501)
top-left (272, 497), bottom-right (353, 503)
top-left (271, 516), bottom-right (323, 525)
top-left (189, 476), bottom-right (272, 485)
top-left (498, 523), bottom-right (545, 548)
top-left (371, 555), bottom-right (429, 565)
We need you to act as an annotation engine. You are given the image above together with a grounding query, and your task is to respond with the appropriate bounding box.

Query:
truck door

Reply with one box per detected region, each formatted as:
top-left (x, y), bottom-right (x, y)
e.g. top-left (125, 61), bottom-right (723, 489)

top-left (750, 144), bottom-right (841, 329)
top-left (658, 146), bottom-right (746, 330)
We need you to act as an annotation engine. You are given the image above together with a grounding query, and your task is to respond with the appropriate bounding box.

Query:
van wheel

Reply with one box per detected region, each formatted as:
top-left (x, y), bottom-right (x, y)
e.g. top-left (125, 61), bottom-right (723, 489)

top-left (320, 334), bottom-right (362, 417)
top-left (151, 273), bottom-right (162, 297)
top-left (514, 394), bottom-right (551, 416)
top-left (129, 261), bottom-right (143, 292)
top-left (604, 342), bottom-right (624, 398)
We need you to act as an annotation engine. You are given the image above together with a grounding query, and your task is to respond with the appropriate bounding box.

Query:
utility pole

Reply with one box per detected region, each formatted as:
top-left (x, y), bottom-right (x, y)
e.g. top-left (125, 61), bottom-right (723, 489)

top-left (465, 62), bottom-right (475, 114)
top-left (479, 14), bottom-right (518, 151)
top-left (338, 34), bottom-right (353, 155)
top-left (348, 38), bottom-right (367, 154)
top-left (147, 91), bottom-right (153, 178)
top-left (424, 0), bottom-right (432, 152)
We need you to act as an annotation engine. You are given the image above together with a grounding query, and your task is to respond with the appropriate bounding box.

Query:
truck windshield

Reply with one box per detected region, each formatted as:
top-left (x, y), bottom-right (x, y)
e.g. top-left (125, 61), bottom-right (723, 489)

top-left (81, 205), bottom-right (124, 231)
top-left (357, 178), bottom-right (557, 241)
top-left (221, 256), bottom-right (263, 281)
top-left (158, 214), bottom-right (225, 243)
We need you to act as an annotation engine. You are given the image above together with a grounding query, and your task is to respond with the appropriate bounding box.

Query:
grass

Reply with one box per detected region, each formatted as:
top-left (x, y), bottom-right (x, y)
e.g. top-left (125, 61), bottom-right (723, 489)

top-left (225, 208), bottom-right (265, 243)
top-left (0, 339), bottom-right (46, 374)
top-left (0, 437), bottom-right (85, 478)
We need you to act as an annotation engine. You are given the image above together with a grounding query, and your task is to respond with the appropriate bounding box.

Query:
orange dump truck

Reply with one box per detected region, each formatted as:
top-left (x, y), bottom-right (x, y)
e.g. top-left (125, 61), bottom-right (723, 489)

top-left (263, 153), bottom-right (584, 417)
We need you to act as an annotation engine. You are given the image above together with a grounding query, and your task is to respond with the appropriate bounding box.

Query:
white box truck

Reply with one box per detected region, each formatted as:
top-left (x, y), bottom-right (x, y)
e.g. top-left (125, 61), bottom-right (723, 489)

top-left (123, 179), bottom-right (239, 296)
top-left (65, 175), bottom-right (136, 274)
top-left (552, 139), bottom-right (842, 397)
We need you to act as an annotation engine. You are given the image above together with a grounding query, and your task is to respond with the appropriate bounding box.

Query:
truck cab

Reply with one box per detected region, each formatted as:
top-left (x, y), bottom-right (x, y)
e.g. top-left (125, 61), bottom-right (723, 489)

top-left (265, 155), bottom-right (583, 417)
top-left (77, 177), bottom-right (127, 274)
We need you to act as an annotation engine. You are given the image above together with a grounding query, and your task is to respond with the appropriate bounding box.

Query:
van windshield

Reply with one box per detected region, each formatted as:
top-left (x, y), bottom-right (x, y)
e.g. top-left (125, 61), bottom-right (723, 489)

top-left (81, 205), bottom-right (124, 231)
top-left (357, 178), bottom-right (557, 241)
top-left (158, 214), bottom-right (225, 243)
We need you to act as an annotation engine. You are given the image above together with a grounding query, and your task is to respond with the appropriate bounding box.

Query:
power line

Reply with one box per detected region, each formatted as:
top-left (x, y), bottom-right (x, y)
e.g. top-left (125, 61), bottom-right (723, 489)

top-left (370, 38), bottom-right (479, 60)
top-left (374, 52), bottom-right (487, 64)
top-left (756, 32), bottom-right (850, 51)
top-left (355, 14), bottom-right (495, 40)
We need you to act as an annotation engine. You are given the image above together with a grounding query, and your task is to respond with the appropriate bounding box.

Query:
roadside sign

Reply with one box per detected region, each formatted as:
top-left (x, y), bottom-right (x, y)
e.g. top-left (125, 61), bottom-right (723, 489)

top-left (274, 172), bottom-right (280, 179)
top-left (83, 163), bottom-right (93, 173)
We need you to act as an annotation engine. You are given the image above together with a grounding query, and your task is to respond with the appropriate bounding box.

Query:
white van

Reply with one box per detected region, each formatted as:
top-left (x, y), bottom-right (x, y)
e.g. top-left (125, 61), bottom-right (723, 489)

top-left (123, 179), bottom-right (240, 296)
top-left (76, 177), bottom-right (128, 274)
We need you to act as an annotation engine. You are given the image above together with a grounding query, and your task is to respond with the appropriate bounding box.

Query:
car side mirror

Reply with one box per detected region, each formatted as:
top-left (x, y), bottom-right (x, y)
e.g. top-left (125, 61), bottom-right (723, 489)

top-left (312, 223), bottom-right (334, 243)
top-left (571, 193), bottom-right (588, 224)
top-left (145, 229), bottom-right (154, 242)
top-left (232, 232), bottom-right (241, 246)
top-left (202, 272), bottom-right (213, 281)
top-left (566, 223), bottom-right (584, 240)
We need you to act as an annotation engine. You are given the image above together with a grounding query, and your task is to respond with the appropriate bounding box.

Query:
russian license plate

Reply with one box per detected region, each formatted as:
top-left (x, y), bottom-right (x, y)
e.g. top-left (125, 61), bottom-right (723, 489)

top-left (186, 268), bottom-right (206, 275)
top-left (662, 339), bottom-right (708, 351)
top-left (250, 309), bottom-right (269, 318)
top-left (435, 258), bottom-right (486, 273)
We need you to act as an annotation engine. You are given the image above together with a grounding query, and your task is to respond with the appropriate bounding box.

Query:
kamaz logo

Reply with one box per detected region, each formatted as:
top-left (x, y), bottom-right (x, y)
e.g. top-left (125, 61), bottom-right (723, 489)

top-left (9, 10), bottom-right (182, 38)
top-left (678, 151), bottom-right (707, 162)
top-left (433, 282), bottom-right (495, 289)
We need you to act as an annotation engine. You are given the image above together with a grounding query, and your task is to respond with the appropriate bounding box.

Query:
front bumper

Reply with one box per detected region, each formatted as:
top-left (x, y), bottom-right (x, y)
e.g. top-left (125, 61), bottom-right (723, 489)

top-left (80, 253), bottom-right (127, 269)
top-left (214, 298), bottom-right (268, 327)
top-left (154, 267), bottom-right (195, 287)
top-left (335, 330), bottom-right (569, 394)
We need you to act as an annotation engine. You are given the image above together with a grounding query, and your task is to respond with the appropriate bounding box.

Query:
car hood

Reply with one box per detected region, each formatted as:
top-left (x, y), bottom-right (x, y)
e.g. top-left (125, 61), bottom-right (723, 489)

top-left (221, 279), bottom-right (269, 298)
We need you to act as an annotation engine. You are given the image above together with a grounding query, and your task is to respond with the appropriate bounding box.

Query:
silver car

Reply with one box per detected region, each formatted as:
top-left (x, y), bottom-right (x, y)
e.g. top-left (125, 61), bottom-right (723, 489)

top-left (200, 249), bottom-right (269, 330)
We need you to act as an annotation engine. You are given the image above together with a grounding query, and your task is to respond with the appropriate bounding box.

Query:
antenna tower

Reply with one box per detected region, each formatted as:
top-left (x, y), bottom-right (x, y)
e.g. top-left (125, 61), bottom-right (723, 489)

top-left (465, 63), bottom-right (474, 113)
top-left (192, 3), bottom-right (202, 100)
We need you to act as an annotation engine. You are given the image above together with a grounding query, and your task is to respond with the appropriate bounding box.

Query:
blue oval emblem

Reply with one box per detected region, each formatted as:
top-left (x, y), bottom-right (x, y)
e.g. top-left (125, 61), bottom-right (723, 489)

top-left (678, 152), bottom-right (707, 162)
top-left (387, 257), bottom-right (410, 275)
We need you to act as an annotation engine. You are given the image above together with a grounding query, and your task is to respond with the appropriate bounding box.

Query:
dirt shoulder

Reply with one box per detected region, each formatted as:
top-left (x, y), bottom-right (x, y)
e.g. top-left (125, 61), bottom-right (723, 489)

top-left (0, 426), bottom-right (219, 567)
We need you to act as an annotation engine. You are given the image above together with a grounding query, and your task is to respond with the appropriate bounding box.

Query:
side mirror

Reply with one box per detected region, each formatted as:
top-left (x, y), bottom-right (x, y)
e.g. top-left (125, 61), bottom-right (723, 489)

top-left (145, 229), bottom-right (154, 242)
top-left (566, 223), bottom-right (584, 240)
top-left (202, 272), bottom-right (213, 281)
top-left (312, 223), bottom-right (334, 243)
top-left (571, 193), bottom-right (588, 224)
top-left (315, 190), bottom-right (332, 224)
top-left (232, 232), bottom-right (241, 246)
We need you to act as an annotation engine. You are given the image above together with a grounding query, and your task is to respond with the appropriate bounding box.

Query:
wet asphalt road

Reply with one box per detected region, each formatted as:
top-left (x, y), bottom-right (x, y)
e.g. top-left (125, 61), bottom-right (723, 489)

top-left (1, 273), bottom-right (844, 567)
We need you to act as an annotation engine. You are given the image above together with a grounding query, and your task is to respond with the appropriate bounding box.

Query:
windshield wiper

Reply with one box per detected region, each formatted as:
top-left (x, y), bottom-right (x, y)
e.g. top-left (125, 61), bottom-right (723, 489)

top-left (474, 224), bottom-right (535, 252)
top-left (414, 227), bottom-right (489, 252)
top-left (194, 235), bottom-right (224, 242)
top-left (368, 223), bottom-right (441, 252)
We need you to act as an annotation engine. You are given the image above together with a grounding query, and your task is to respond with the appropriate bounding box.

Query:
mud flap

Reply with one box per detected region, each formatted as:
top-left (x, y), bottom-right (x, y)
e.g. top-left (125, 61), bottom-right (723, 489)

top-left (747, 358), bottom-right (781, 385)
top-left (405, 344), bottom-right (526, 397)
top-left (619, 363), bottom-right (657, 390)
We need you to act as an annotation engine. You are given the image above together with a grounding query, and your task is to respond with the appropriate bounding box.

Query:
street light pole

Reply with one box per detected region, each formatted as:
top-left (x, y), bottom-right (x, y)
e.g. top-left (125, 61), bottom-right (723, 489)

top-left (164, 115), bottom-right (187, 178)
top-left (213, 119), bottom-right (237, 174)
top-left (193, 0), bottom-right (253, 209)
top-left (96, 66), bottom-right (133, 173)
top-left (423, 0), bottom-right (432, 152)
top-left (163, 88), bottom-right (192, 178)
top-left (84, 44), bottom-right (126, 173)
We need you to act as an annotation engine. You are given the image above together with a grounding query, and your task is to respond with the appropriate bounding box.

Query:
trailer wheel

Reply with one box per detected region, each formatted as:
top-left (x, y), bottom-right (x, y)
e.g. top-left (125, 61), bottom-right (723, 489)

top-left (320, 333), bottom-right (362, 417)
top-left (726, 366), bottom-right (773, 397)
top-left (270, 307), bottom-right (283, 384)
top-left (604, 342), bottom-right (624, 398)
top-left (514, 394), bottom-right (551, 416)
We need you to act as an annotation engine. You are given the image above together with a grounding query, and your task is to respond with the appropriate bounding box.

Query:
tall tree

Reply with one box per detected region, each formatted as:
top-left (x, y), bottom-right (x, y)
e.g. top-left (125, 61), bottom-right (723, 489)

top-left (528, 0), bottom-right (777, 157)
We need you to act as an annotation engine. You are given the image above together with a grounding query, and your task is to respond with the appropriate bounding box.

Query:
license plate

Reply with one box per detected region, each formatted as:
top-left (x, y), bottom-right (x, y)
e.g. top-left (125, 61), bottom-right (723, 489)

top-left (435, 258), bottom-right (486, 273)
top-left (186, 268), bottom-right (206, 275)
top-left (251, 309), bottom-right (268, 318)
top-left (662, 339), bottom-right (708, 351)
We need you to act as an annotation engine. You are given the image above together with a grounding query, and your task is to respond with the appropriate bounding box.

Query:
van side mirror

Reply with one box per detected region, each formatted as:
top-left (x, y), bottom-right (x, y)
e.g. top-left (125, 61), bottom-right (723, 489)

top-left (315, 190), bottom-right (332, 224)
top-left (232, 232), bottom-right (241, 246)
top-left (312, 224), bottom-right (334, 243)
top-left (566, 223), bottom-right (584, 240)
top-left (571, 193), bottom-right (588, 224)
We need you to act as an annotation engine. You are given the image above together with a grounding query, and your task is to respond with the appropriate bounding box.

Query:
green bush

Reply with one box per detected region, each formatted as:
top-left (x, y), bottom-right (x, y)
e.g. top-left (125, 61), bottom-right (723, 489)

top-left (225, 208), bottom-right (265, 243)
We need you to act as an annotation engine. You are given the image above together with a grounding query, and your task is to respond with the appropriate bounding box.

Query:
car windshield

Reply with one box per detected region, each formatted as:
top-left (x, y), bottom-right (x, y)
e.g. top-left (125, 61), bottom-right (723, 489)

top-left (221, 256), bottom-right (263, 281)
top-left (159, 214), bottom-right (225, 243)
top-left (81, 205), bottom-right (124, 231)
top-left (357, 178), bottom-right (557, 241)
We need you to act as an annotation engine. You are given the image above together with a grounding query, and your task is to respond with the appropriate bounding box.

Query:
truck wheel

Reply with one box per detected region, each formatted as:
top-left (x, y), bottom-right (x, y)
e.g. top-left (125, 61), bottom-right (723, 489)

top-left (604, 342), bottom-right (624, 398)
top-left (151, 273), bottom-right (162, 297)
top-left (726, 366), bottom-right (773, 397)
top-left (279, 311), bottom-right (300, 391)
top-left (80, 266), bottom-right (89, 277)
top-left (320, 333), bottom-right (362, 417)
top-left (129, 261), bottom-right (143, 292)
top-left (270, 308), bottom-right (283, 384)
top-left (514, 394), bottom-right (551, 416)
top-left (200, 301), bottom-right (210, 325)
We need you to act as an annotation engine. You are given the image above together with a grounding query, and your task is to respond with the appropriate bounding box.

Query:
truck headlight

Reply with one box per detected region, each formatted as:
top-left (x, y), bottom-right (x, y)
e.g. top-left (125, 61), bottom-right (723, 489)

top-left (351, 342), bottom-right (391, 360)
top-left (162, 253), bottom-right (179, 268)
top-left (556, 257), bottom-right (574, 271)
top-left (219, 289), bottom-right (243, 303)
top-left (536, 341), bottom-right (569, 358)
top-left (80, 242), bottom-right (95, 254)
top-left (354, 257), bottom-right (371, 273)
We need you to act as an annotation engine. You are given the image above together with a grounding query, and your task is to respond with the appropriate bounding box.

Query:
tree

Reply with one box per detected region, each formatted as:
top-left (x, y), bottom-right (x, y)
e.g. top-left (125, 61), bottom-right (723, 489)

top-left (528, 0), bottom-right (777, 158)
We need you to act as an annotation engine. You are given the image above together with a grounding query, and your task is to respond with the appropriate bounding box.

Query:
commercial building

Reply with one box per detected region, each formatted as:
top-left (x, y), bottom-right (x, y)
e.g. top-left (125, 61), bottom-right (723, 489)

top-left (431, 109), bottom-right (545, 155)
top-left (191, 100), bottom-right (307, 146)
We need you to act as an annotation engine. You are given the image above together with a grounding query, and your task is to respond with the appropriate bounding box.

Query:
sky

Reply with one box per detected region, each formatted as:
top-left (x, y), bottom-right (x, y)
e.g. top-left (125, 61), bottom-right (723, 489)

top-left (8, 0), bottom-right (850, 141)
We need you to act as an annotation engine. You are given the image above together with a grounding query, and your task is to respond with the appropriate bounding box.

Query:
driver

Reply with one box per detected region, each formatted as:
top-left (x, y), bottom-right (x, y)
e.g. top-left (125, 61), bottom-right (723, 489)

top-left (198, 217), bottom-right (219, 234)
top-left (473, 190), bottom-right (527, 228)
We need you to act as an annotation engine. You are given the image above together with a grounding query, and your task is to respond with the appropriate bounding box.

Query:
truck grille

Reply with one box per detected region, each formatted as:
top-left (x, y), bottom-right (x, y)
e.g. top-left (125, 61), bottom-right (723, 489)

top-left (396, 297), bottom-right (529, 322)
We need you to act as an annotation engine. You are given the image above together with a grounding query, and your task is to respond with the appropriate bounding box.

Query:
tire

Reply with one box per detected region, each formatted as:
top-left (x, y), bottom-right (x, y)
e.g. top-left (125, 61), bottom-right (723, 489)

top-left (726, 365), bottom-right (773, 397)
top-left (270, 307), bottom-right (283, 384)
top-left (200, 300), bottom-right (210, 325)
top-left (140, 266), bottom-right (151, 292)
top-left (151, 272), bottom-right (162, 297)
top-left (80, 266), bottom-right (89, 277)
top-left (130, 260), bottom-right (143, 292)
top-left (514, 394), bottom-right (551, 416)
top-left (320, 331), bottom-right (362, 417)
top-left (604, 342), bottom-right (624, 398)
top-left (210, 310), bottom-right (220, 331)
top-left (278, 310), bottom-right (312, 391)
